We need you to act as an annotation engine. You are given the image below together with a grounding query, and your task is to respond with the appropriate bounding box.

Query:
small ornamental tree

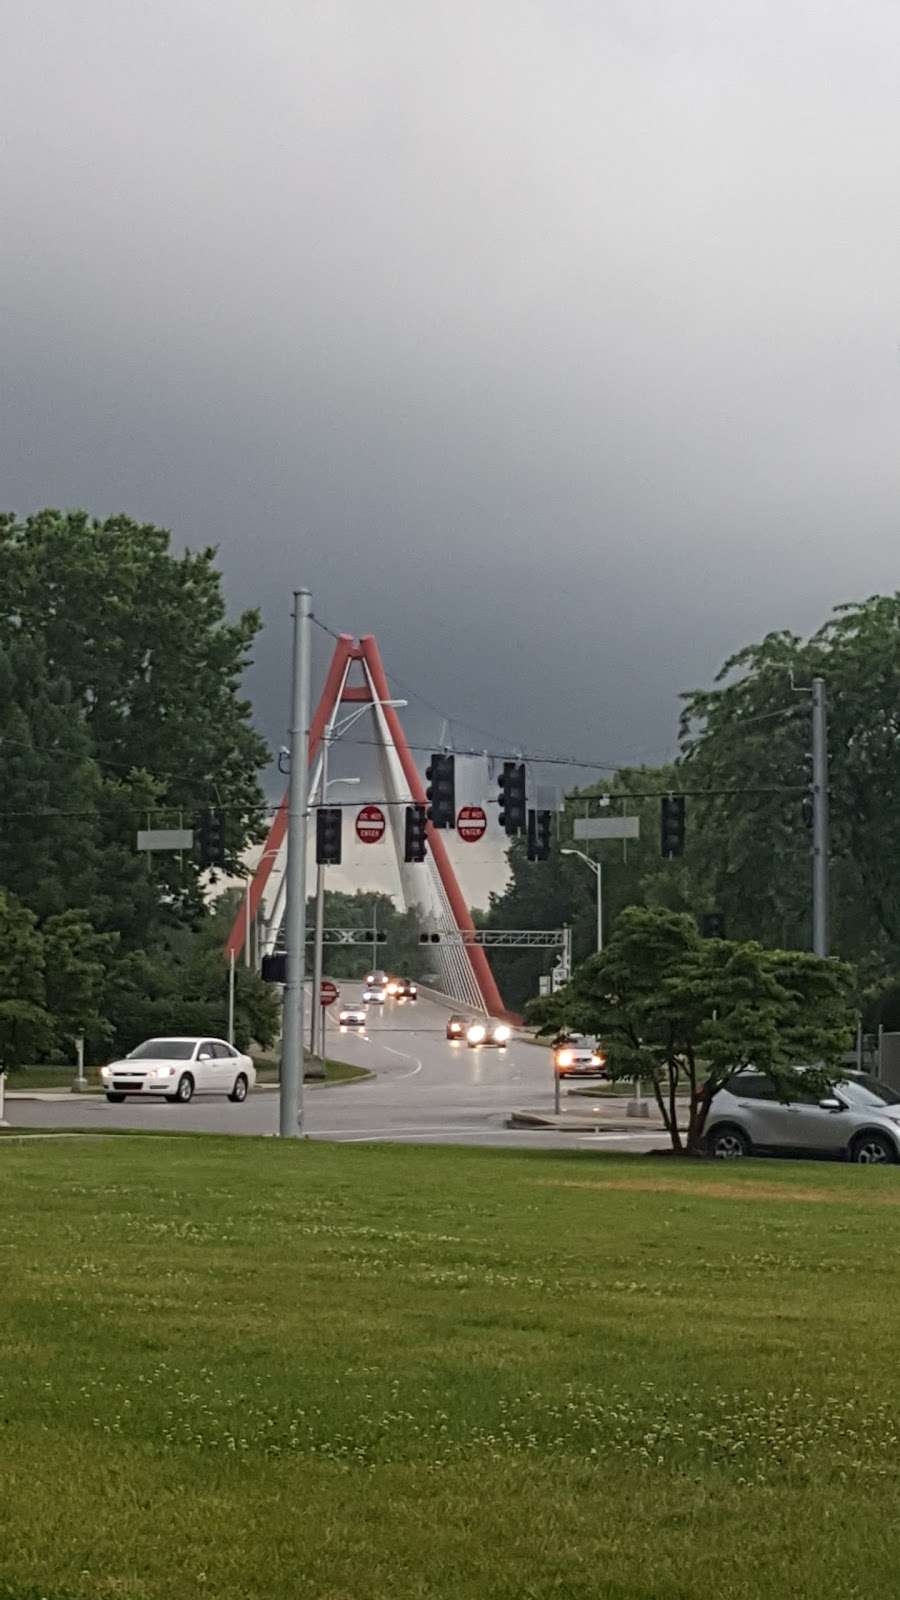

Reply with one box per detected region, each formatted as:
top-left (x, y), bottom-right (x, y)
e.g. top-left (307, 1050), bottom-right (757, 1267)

top-left (527, 906), bottom-right (855, 1154)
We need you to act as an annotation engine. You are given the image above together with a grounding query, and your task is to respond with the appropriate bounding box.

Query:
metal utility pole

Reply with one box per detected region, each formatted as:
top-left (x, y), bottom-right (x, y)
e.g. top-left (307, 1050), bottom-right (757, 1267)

top-left (227, 950), bottom-right (236, 1045)
top-left (310, 716), bottom-right (333, 1062)
top-left (811, 676), bottom-right (829, 957)
top-left (280, 588), bottom-right (312, 1138)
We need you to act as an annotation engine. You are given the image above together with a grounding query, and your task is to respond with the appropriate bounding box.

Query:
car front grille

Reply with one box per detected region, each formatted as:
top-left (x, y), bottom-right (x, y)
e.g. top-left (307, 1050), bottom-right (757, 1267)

top-left (113, 1080), bottom-right (144, 1092)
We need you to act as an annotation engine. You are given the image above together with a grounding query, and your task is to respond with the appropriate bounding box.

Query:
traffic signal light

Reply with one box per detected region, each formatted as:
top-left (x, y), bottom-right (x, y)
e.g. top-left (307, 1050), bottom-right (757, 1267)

top-left (404, 803), bottom-right (428, 862)
top-left (425, 753), bottom-right (456, 828)
top-left (196, 808), bottom-right (226, 869)
top-left (498, 761), bottom-right (527, 835)
top-left (700, 912), bottom-right (725, 939)
top-left (660, 794), bottom-right (685, 858)
top-left (316, 806), bottom-right (342, 865)
top-left (527, 808), bottom-right (552, 861)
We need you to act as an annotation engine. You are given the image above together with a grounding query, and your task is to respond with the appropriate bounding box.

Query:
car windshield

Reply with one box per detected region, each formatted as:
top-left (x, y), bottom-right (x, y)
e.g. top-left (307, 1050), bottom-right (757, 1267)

top-left (835, 1075), bottom-right (900, 1109)
top-left (129, 1039), bottom-right (196, 1060)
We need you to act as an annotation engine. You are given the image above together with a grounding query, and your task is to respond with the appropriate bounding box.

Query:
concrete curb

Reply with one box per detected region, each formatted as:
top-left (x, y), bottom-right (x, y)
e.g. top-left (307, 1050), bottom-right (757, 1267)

top-left (509, 1108), bottom-right (668, 1133)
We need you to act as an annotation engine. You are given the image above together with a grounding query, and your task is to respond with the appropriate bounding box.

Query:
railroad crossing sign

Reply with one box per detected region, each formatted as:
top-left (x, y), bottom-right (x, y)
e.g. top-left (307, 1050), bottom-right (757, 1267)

top-left (457, 804), bottom-right (487, 843)
top-left (355, 805), bottom-right (386, 844)
top-left (319, 980), bottom-right (340, 1006)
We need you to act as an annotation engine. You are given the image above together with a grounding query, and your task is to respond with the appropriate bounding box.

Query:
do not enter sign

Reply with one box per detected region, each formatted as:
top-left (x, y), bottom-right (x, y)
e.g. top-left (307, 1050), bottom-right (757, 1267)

top-left (355, 805), bottom-right (386, 845)
top-left (319, 980), bottom-right (339, 1006)
top-left (457, 805), bottom-right (487, 843)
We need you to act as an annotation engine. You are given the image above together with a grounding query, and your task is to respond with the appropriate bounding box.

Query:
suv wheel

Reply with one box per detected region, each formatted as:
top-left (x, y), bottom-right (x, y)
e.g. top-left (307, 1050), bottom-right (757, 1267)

top-left (849, 1131), bottom-right (896, 1165)
top-left (706, 1123), bottom-right (751, 1160)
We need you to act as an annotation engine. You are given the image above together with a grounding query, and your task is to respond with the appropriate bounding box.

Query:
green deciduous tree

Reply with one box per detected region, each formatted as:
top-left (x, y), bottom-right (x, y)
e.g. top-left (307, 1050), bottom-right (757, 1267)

top-left (528, 906), bottom-right (854, 1154)
top-left (680, 594), bottom-right (900, 971)
top-left (0, 509), bottom-right (269, 896)
top-left (0, 889), bottom-right (55, 1070)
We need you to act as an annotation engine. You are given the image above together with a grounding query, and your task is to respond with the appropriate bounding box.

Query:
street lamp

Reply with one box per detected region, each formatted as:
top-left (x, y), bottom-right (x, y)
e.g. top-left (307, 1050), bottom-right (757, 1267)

top-left (561, 848), bottom-right (603, 952)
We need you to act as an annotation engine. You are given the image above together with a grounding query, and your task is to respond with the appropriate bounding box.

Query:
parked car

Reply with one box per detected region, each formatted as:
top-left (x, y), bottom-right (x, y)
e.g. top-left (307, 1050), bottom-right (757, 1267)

top-left (100, 1037), bottom-right (255, 1105)
top-left (705, 1070), bottom-right (900, 1164)
top-left (467, 1019), bottom-right (512, 1049)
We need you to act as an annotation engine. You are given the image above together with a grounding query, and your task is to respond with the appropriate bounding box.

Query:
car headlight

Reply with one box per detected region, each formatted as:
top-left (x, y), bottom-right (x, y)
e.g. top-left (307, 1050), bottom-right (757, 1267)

top-left (590, 1054), bottom-right (601, 1066)
top-left (557, 1050), bottom-right (574, 1067)
top-left (100, 1066), bottom-right (111, 1079)
top-left (468, 1024), bottom-right (486, 1043)
top-left (493, 1025), bottom-right (511, 1043)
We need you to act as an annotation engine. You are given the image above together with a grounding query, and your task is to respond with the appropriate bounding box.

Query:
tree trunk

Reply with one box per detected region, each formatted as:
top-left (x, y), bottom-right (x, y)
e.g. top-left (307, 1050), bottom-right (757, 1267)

top-left (666, 1063), bottom-right (683, 1153)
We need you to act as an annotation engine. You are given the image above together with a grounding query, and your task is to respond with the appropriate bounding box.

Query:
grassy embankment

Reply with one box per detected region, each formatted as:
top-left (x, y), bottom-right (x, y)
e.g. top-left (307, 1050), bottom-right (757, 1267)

top-left (2, 1139), bottom-right (899, 1598)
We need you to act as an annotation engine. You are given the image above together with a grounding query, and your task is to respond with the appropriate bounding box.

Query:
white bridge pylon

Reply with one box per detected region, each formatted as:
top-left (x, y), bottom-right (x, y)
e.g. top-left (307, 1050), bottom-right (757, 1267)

top-left (225, 633), bottom-right (510, 1018)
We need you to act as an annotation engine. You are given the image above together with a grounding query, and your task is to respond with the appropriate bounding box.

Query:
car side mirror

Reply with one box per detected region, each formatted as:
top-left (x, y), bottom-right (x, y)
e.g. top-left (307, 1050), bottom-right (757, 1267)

top-left (819, 1097), bottom-right (842, 1112)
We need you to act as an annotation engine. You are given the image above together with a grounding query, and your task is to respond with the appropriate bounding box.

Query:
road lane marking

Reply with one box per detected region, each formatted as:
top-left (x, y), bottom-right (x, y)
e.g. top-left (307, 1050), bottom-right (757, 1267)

top-left (375, 1044), bottom-right (423, 1079)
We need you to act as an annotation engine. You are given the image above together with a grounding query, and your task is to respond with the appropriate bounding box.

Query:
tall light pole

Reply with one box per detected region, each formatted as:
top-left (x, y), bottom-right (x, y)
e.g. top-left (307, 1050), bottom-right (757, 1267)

top-left (561, 848), bottom-right (603, 952)
top-left (811, 676), bottom-right (829, 958)
top-left (280, 589), bottom-right (311, 1138)
top-left (311, 772), bottom-right (360, 1061)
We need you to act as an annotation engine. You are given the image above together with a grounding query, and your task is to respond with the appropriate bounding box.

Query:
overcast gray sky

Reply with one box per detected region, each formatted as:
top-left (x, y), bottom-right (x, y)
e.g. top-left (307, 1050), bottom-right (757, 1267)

top-left (3, 0), bottom-right (900, 778)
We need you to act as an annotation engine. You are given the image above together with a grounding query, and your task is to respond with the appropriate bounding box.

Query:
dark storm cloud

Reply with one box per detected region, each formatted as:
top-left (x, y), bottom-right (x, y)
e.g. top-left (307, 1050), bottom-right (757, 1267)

top-left (3, 0), bottom-right (900, 773)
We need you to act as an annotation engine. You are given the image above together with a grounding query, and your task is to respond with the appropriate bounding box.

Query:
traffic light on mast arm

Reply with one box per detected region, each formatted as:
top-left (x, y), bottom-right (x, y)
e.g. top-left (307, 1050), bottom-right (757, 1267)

top-left (660, 794), bottom-right (685, 858)
top-left (425, 753), bottom-right (456, 828)
top-left (316, 806), bottom-right (342, 865)
top-left (404, 804), bottom-right (428, 862)
top-left (527, 809), bottom-right (552, 861)
top-left (498, 761), bottom-right (527, 836)
top-left (196, 808), bottom-right (227, 869)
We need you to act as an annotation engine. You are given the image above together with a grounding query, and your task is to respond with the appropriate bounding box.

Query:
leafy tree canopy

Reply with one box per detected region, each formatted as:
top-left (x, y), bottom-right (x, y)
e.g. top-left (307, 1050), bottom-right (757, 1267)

top-left (528, 906), bottom-right (855, 1153)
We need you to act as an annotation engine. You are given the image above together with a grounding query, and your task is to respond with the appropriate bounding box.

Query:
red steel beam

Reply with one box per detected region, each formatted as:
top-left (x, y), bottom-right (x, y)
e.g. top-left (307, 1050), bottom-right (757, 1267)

top-left (224, 632), bottom-right (355, 959)
top-left (358, 634), bottom-right (509, 1020)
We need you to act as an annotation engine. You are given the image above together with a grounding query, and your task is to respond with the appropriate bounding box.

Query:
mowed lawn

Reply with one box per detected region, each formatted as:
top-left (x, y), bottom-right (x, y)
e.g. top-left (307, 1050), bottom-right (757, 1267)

top-left (2, 1140), bottom-right (900, 1600)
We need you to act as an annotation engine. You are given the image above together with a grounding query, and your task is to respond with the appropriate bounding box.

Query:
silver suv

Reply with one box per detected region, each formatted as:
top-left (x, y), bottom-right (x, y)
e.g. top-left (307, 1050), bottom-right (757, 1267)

top-left (706, 1071), bottom-right (900, 1164)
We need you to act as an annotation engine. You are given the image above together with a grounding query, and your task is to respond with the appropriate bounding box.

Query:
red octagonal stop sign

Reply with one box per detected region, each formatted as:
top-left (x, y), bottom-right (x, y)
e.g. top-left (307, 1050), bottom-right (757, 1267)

top-left (355, 804), bottom-right (386, 844)
top-left (457, 805), bottom-right (487, 843)
top-left (320, 980), bottom-right (339, 1006)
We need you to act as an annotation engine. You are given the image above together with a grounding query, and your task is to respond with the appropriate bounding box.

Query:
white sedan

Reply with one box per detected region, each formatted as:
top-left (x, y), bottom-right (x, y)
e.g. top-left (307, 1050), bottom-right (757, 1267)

top-left (100, 1037), bottom-right (256, 1104)
top-left (339, 1007), bottom-right (367, 1029)
top-left (362, 986), bottom-right (386, 1004)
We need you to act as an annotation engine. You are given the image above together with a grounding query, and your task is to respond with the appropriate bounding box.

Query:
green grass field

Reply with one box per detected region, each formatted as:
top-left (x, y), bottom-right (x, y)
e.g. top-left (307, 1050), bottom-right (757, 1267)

top-left (2, 1139), bottom-right (899, 1599)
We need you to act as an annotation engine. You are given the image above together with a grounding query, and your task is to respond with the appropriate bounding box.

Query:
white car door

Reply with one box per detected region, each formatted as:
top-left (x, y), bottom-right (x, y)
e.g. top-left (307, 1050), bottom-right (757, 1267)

top-left (214, 1041), bottom-right (240, 1090)
top-left (194, 1041), bottom-right (219, 1092)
